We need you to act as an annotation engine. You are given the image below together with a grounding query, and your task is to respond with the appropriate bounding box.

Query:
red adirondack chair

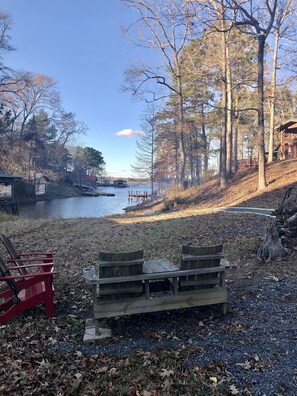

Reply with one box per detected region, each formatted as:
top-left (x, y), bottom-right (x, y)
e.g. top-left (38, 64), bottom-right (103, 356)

top-left (0, 255), bottom-right (56, 324)
top-left (0, 233), bottom-right (54, 275)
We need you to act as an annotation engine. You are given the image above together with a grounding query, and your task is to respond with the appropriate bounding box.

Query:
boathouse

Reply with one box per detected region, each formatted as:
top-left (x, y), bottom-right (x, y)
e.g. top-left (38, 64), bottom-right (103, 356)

top-left (0, 172), bottom-right (22, 214)
top-left (81, 175), bottom-right (97, 188)
top-left (114, 179), bottom-right (128, 188)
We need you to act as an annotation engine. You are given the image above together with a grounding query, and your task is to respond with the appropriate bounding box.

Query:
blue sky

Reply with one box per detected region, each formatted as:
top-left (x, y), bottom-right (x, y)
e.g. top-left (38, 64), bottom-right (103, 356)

top-left (0, 0), bottom-right (150, 178)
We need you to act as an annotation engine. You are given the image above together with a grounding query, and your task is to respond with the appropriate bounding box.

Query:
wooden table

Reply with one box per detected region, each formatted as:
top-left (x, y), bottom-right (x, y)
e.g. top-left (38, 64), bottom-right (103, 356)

top-left (143, 258), bottom-right (178, 274)
top-left (143, 259), bottom-right (179, 298)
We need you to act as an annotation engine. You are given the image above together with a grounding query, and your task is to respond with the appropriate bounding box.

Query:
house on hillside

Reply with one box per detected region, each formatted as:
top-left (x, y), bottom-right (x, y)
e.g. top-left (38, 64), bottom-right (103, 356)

top-left (276, 120), bottom-right (297, 160)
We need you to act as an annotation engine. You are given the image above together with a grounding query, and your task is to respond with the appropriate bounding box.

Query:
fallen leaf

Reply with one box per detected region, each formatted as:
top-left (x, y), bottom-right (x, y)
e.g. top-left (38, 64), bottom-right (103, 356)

top-left (159, 369), bottom-right (174, 378)
top-left (236, 360), bottom-right (252, 370)
top-left (229, 384), bottom-right (240, 395)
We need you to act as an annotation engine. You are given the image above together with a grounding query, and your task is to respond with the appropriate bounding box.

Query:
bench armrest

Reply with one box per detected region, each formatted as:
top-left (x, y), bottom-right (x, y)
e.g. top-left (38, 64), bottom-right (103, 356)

top-left (89, 265), bottom-right (226, 285)
top-left (220, 259), bottom-right (230, 268)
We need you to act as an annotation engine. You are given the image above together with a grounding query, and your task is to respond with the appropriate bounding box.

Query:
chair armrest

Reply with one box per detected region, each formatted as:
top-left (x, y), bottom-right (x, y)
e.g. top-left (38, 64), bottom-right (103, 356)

top-left (7, 258), bottom-right (53, 263)
top-left (19, 252), bottom-right (54, 257)
top-left (6, 262), bottom-right (54, 270)
top-left (0, 271), bottom-right (57, 280)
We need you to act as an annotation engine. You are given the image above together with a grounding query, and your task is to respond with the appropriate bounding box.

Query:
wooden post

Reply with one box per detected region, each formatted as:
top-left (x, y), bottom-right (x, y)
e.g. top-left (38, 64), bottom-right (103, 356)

top-left (145, 280), bottom-right (150, 299)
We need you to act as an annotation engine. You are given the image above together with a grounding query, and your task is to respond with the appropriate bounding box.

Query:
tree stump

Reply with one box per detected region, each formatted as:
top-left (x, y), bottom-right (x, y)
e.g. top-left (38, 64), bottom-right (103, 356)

top-left (257, 224), bottom-right (287, 263)
top-left (257, 186), bottom-right (297, 263)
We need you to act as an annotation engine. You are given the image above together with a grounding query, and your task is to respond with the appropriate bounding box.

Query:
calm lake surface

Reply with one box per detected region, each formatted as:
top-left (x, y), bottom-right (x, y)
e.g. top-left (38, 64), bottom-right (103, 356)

top-left (19, 184), bottom-right (151, 219)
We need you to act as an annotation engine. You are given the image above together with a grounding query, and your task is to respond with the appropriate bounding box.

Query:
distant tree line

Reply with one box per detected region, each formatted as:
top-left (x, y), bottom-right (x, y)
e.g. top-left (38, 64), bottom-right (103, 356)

top-left (0, 13), bottom-right (105, 184)
top-left (125, 0), bottom-right (297, 191)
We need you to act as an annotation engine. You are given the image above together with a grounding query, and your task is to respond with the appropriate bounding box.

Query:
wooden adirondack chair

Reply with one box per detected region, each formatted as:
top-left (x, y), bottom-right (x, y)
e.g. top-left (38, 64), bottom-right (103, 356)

top-left (180, 244), bottom-right (227, 314)
top-left (98, 250), bottom-right (144, 300)
top-left (0, 233), bottom-right (54, 275)
top-left (0, 255), bottom-right (56, 324)
top-left (180, 244), bottom-right (224, 289)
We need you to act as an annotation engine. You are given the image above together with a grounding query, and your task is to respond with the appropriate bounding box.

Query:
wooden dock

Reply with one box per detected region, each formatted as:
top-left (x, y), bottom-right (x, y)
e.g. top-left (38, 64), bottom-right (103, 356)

top-left (81, 191), bottom-right (115, 197)
top-left (128, 190), bottom-right (151, 200)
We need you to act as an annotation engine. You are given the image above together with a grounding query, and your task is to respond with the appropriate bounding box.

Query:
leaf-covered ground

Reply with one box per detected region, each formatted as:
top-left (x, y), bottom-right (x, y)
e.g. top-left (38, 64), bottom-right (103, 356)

top-left (1, 160), bottom-right (297, 395)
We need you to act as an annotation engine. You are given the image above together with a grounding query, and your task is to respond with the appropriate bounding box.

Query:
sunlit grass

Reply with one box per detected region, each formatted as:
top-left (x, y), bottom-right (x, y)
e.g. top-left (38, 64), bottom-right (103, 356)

top-left (111, 207), bottom-right (221, 224)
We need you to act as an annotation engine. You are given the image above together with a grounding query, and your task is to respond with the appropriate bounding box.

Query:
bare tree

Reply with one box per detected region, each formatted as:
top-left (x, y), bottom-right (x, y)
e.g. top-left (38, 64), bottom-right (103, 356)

top-left (188, 0), bottom-right (234, 187)
top-left (54, 111), bottom-right (87, 146)
top-left (0, 13), bottom-right (14, 81)
top-left (229, 0), bottom-right (278, 191)
top-left (1, 71), bottom-right (61, 136)
top-left (267, 0), bottom-right (295, 163)
top-left (122, 0), bottom-right (193, 187)
top-left (132, 105), bottom-right (158, 195)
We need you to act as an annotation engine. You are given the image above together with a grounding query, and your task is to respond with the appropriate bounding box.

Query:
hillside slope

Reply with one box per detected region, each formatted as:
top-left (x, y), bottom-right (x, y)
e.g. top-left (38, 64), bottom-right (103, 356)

top-left (151, 158), bottom-right (297, 213)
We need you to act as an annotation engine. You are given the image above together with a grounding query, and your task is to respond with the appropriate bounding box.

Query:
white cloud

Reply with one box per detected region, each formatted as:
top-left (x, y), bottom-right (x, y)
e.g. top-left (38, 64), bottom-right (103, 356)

top-left (114, 129), bottom-right (144, 138)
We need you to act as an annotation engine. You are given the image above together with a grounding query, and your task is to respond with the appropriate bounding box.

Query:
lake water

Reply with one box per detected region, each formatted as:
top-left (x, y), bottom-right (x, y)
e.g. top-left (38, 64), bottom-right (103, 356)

top-left (19, 184), bottom-right (151, 219)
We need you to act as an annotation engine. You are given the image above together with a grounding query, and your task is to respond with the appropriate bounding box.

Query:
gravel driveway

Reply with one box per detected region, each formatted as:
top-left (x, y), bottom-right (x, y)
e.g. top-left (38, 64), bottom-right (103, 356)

top-left (48, 275), bottom-right (297, 395)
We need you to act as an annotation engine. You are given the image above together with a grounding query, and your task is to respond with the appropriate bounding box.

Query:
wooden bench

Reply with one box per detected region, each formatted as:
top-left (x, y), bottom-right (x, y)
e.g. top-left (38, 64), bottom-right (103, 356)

top-left (84, 248), bottom-right (228, 336)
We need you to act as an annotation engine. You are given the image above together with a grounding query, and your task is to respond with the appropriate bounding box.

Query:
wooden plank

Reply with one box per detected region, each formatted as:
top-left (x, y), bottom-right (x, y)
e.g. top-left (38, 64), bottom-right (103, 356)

top-left (99, 259), bottom-right (144, 268)
top-left (144, 280), bottom-right (150, 299)
top-left (99, 285), bottom-right (143, 295)
top-left (94, 288), bottom-right (227, 318)
top-left (143, 259), bottom-right (178, 274)
top-left (172, 278), bottom-right (178, 296)
top-left (179, 278), bottom-right (220, 287)
top-left (181, 253), bottom-right (224, 261)
top-left (91, 266), bottom-right (226, 285)
top-left (182, 244), bottom-right (223, 255)
top-left (99, 250), bottom-right (143, 262)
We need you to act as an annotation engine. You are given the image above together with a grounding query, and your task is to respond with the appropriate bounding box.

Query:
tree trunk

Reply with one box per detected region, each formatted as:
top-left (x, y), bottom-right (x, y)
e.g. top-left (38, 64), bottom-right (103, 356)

top-left (257, 34), bottom-right (267, 191)
top-left (220, 1), bottom-right (228, 190)
top-left (177, 72), bottom-right (187, 188)
top-left (268, 30), bottom-right (279, 163)
top-left (174, 120), bottom-right (179, 185)
top-left (233, 96), bottom-right (239, 173)
top-left (201, 105), bottom-right (208, 175)
top-left (226, 36), bottom-right (233, 178)
top-left (220, 84), bottom-right (228, 190)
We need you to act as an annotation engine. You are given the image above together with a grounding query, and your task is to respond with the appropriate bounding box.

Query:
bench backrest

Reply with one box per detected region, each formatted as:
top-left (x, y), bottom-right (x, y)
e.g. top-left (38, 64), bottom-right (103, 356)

top-left (0, 233), bottom-right (26, 275)
top-left (180, 244), bottom-right (224, 290)
top-left (0, 256), bottom-right (20, 303)
top-left (0, 233), bottom-right (19, 259)
top-left (98, 250), bottom-right (144, 300)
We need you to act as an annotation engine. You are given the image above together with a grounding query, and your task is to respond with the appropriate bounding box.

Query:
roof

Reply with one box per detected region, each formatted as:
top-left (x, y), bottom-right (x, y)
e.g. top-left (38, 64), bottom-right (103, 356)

top-left (81, 175), bottom-right (97, 182)
top-left (0, 172), bottom-right (22, 180)
top-left (277, 120), bottom-right (297, 134)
